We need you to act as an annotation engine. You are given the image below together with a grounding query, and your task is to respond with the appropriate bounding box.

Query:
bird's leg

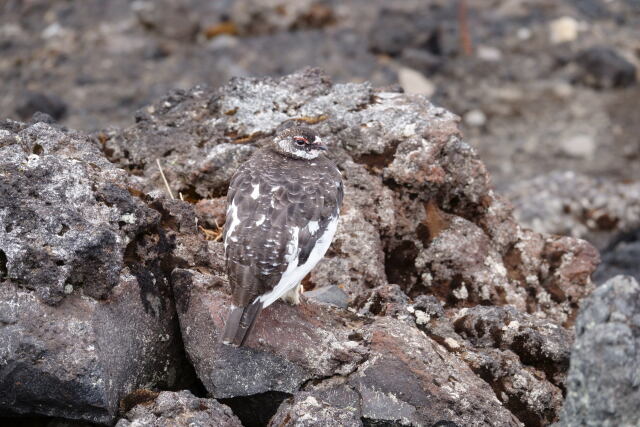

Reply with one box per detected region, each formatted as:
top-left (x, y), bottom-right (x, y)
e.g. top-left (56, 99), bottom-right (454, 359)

top-left (281, 282), bottom-right (304, 305)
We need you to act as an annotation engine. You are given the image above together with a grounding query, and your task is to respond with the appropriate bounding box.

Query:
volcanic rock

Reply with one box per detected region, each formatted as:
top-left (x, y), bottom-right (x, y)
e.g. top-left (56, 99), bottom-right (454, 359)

top-left (558, 275), bottom-right (640, 426)
top-left (105, 69), bottom-right (600, 425)
top-left (116, 390), bottom-right (241, 427)
top-left (15, 92), bottom-right (68, 122)
top-left (0, 69), bottom-right (603, 426)
top-left (575, 46), bottom-right (637, 89)
top-left (0, 120), bottom-right (185, 424)
top-left (507, 171), bottom-right (640, 251)
top-left (594, 228), bottom-right (640, 283)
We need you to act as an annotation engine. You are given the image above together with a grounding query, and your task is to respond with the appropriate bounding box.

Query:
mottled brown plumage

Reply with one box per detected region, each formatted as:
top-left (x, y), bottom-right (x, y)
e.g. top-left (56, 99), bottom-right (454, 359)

top-left (221, 126), bottom-right (343, 346)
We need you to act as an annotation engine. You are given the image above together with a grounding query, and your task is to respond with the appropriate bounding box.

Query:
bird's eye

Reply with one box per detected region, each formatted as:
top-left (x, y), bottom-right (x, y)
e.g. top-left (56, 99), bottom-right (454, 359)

top-left (294, 137), bottom-right (306, 146)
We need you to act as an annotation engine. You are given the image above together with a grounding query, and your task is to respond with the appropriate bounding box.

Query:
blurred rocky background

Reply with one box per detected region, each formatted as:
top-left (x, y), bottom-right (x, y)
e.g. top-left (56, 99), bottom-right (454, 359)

top-left (1, 0), bottom-right (639, 426)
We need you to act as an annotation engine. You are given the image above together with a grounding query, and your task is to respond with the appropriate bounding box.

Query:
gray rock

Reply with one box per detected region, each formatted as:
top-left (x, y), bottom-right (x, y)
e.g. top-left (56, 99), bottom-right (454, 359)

top-left (0, 69), bottom-right (604, 425)
top-left (507, 172), bottom-right (640, 251)
top-left (304, 285), bottom-right (349, 308)
top-left (397, 67), bottom-right (436, 96)
top-left (0, 122), bottom-right (184, 424)
top-left (411, 300), bottom-right (567, 426)
top-left (0, 122), bottom-right (159, 305)
top-left (594, 228), bottom-right (640, 283)
top-left (452, 306), bottom-right (572, 388)
top-left (350, 318), bottom-right (522, 426)
top-left (308, 198), bottom-right (388, 301)
top-left (559, 133), bottom-right (596, 159)
top-left (134, 0), bottom-right (201, 42)
top-left (116, 390), bottom-right (242, 427)
top-left (15, 92), bottom-right (67, 121)
top-left (558, 275), bottom-right (640, 427)
top-left (464, 109), bottom-right (487, 128)
top-left (367, 6), bottom-right (454, 57)
top-left (115, 70), bottom-right (597, 425)
top-left (575, 46), bottom-right (637, 89)
top-left (269, 383), bottom-right (362, 427)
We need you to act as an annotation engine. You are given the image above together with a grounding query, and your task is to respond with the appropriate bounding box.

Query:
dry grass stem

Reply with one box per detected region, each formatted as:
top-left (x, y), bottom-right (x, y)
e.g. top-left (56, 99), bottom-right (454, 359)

top-left (199, 225), bottom-right (223, 241)
top-left (156, 158), bottom-right (174, 200)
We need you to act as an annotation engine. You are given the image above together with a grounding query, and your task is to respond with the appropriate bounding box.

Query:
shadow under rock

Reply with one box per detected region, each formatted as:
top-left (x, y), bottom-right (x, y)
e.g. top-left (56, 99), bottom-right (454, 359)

top-left (219, 391), bottom-right (290, 427)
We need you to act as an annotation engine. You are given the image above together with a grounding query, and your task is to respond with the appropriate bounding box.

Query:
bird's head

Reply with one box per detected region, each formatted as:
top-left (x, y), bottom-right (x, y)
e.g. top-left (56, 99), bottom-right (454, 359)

top-left (270, 126), bottom-right (327, 160)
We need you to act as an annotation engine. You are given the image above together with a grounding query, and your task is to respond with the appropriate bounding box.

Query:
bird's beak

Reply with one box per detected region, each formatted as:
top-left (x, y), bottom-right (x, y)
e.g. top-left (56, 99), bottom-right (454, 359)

top-left (313, 136), bottom-right (327, 151)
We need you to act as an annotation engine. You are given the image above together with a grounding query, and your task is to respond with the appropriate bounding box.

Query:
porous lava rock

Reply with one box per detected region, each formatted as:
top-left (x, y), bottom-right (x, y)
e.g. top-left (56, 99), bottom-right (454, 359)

top-left (116, 390), bottom-right (242, 427)
top-left (1, 69), bottom-right (603, 426)
top-left (558, 275), bottom-right (640, 427)
top-left (507, 171), bottom-right (640, 251)
top-left (107, 69), bottom-right (598, 323)
top-left (0, 121), bottom-right (185, 424)
top-left (104, 69), bottom-right (600, 425)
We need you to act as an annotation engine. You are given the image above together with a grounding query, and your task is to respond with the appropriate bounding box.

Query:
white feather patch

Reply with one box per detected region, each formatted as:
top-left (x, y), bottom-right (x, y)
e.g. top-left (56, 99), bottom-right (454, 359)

top-left (256, 214), bottom-right (266, 226)
top-left (278, 139), bottom-right (320, 159)
top-left (224, 200), bottom-right (240, 253)
top-left (251, 183), bottom-right (260, 199)
top-left (307, 220), bottom-right (319, 234)
top-left (295, 150), bottom-right (320, 160)
top-left (258, 216), bottom-right (339, 307)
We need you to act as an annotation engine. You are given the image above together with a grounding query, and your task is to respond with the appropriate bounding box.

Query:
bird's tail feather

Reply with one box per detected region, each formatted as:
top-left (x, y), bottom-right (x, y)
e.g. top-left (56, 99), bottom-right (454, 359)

top-left (221, 301), bottom-right (263, 347)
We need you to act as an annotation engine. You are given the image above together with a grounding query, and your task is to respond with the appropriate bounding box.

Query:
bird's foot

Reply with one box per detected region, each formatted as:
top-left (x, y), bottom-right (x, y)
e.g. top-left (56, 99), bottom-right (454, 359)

top-left (282, 283), bottom-right (304, 305)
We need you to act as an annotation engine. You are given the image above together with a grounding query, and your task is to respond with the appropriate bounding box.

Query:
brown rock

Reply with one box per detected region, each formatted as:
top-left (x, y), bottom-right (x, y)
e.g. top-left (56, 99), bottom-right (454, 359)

top-left (541, 236), bottom-right (600, 307)
top-left (96, 69), bottom-right (599, 425)
top-left (173, 269), bottom-right (368, 396)
top-left (350, 317), bottom-right (522, 426)
top-left (116, 390), bottom-right (241, 427)
top-left (411, 300), bottom-right (568, 426)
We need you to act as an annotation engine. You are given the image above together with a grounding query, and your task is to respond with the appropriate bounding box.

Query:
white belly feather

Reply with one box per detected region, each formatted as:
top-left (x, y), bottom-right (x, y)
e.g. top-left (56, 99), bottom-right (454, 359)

top-left (257, 215), bottom-right (339, 307)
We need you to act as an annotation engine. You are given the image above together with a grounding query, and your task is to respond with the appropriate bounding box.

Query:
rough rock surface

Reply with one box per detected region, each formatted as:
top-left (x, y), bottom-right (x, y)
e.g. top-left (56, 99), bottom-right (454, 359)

top-left (174, 271), bottom-right (522, 426)
top-left (390, 295), bottom-right (570, 427)
top-left (558, 275), bottom-right (640, 427)
top-left (107, 69), bottom-right (598, 324)
top-left (3, 0), bottom-right (640, 191)
top-left (593, 228), bottom-right (640, 284)
top-left (1, 69), bottom-right (604, 426)
top-left (507, 171), bottom-right (640, 251)
top-left (116, 390), bottom-right (242, 427)
top-left (0, 121), bottom-right (185, 424)
top-left (268, 379), bottom-right (363, 427)
top-left (101, 69), bottom-right (601, 426)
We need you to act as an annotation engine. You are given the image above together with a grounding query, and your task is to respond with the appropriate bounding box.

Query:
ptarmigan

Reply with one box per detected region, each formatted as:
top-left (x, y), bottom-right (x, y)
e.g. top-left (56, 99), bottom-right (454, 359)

top-left (221, 125), bottom-right (343, 346)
